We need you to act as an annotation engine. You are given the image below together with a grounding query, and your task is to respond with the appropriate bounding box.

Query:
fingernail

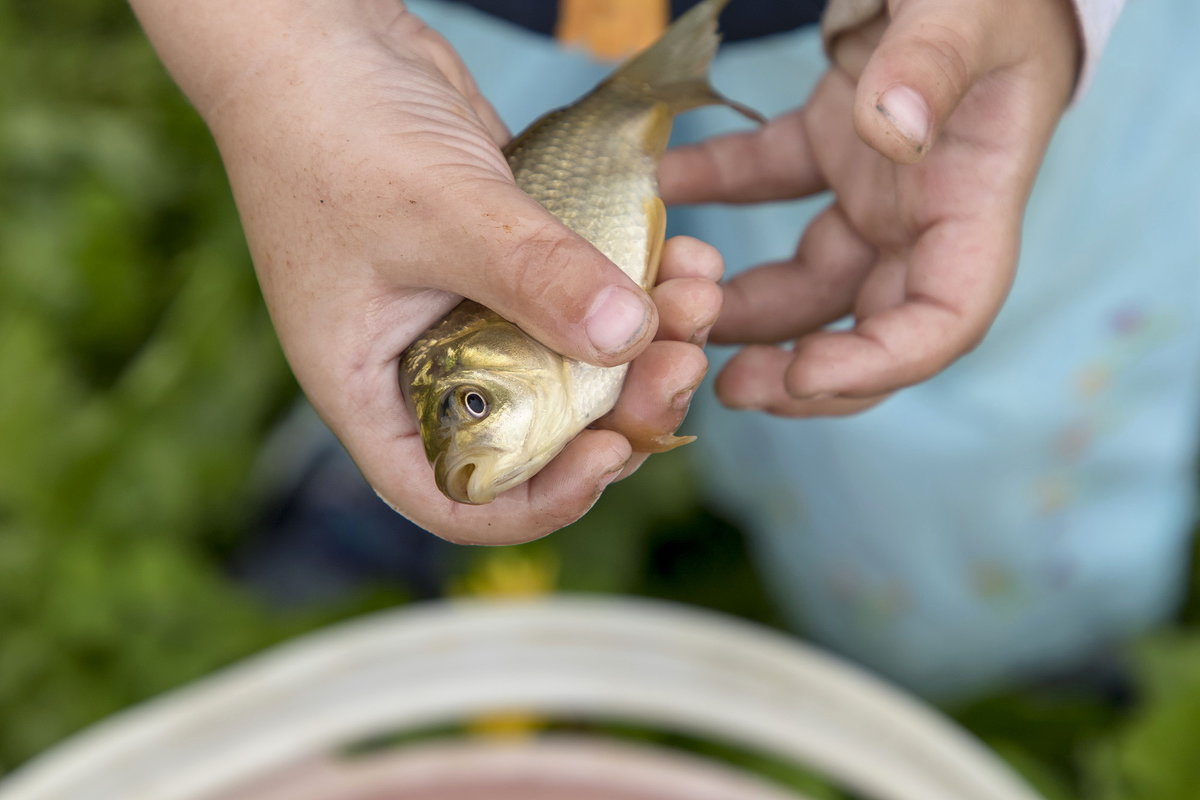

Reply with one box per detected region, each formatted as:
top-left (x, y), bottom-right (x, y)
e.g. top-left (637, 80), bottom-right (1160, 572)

top-left (585, 287), bottom-right (650, 356)
top-left (722, 396), bottom-right (762, 411)
top-left (601, 460), bottom-right (627, 487)
top-left (877, 85), bottom-right (930, 149)
top-left (720, 386), bottom-right (765, 411)
top-left (671, 387), bottom-right (698, 412)
top-left (688, 321), bottom-right (715, 346)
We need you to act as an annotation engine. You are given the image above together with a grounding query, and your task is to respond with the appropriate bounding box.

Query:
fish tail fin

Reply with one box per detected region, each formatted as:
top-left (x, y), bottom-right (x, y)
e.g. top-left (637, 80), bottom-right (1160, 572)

top-left (610, 0), bottom-right (764, 123)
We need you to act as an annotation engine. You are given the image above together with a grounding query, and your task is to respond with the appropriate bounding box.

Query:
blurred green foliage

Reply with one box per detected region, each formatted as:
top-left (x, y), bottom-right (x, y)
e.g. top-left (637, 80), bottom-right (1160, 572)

top-left (0, 0), bottom-right (326, 769)
top-left (1, 0), bottom-right (1200, 796)
top-left (1081, 633), bottom-right (1200, 799)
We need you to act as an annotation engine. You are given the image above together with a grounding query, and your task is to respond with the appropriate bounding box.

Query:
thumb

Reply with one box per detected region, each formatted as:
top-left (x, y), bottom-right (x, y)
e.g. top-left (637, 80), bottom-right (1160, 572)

top-left (432, 179), bottom-right (657, 368)
top-left (853, 0), bottom-right (1000, 164)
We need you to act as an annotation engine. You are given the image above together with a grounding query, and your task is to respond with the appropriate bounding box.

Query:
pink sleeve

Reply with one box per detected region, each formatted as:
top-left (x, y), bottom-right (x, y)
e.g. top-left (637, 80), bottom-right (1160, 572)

top-left (1073, 0), bottom-right (1126, 96)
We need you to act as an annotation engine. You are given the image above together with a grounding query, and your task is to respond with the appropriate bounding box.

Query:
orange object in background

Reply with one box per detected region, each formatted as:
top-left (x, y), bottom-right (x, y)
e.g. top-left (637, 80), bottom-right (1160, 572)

top-left (555, 0), bottom-right (669, 60)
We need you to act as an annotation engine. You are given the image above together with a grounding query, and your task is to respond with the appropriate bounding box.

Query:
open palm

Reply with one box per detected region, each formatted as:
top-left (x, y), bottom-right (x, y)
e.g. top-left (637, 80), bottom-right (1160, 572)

top-left (662, 0), bottom-right (1079, 416)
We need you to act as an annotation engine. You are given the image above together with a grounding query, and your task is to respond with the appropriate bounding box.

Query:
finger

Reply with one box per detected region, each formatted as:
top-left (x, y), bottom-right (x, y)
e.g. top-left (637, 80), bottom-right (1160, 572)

top-left (364, 428), bottom-right (631, 545)
top-left (715, 345), bottom-right (887, 416)
top-left (611, 452), bottom-right (649, 482)
top-left (854, 0), bottom-right (1004, 163)
top-left (426, 179), bottom-right (657, 368)
top-left (659, 109), bottom-right (827, 205)
top-left (606, 236), bottom-right (719, 481)
top-left (652, 277), bottom-right (722, 344)
top-left (518, 429), bottom-right (633, 533)
top-left (657, 235), bottom-right (724, 283)
top-left (853, 254), bottom-right (907, 319)
top-left (653, 236), bottom-right (724, 343)
top-left (783, 218), bottom-right (1017, 398)
top-left (712, 204), bottom-right (874, 344)
top-left (593, 340), bottom-right (706, 452)
top-left (829, 13), bottom-right (889, 81)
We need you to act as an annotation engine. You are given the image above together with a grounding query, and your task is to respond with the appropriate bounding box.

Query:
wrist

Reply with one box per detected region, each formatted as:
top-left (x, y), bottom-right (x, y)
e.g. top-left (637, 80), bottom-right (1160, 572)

top-left (130, 0), bottom-right (413, 126)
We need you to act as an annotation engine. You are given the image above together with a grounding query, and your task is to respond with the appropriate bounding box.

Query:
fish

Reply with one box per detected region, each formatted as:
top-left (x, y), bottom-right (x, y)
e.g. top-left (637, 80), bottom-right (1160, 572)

top-left (399, 0), bottom-right (759, 505)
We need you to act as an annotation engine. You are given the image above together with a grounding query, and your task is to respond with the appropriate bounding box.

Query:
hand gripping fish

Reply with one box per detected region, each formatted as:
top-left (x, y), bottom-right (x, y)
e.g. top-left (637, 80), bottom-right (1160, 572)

top-left (399, 0), bottom-right (759, 505)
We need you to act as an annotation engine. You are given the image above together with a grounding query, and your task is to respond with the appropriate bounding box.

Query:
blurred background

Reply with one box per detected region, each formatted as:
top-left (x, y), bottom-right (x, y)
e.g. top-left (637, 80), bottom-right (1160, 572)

top-left (2, 1), bottom-right (1200, 798)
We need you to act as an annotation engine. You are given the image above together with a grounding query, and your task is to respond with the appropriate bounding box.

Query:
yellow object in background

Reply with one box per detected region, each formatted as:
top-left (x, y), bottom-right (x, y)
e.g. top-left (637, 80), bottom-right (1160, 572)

top-left (556, 0), bottom-right (669, 60)
top-left (453, 549), bottom-right (559, 599)
top-left (454, 549), bottom-right (559, 739)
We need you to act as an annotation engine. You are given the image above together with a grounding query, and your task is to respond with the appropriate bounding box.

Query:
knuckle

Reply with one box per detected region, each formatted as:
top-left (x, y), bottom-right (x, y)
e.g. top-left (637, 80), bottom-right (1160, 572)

top-left (495, 220), bottom-right (574, 304)
top-left (783, 361), bottom-right (821, 400)
top-left (841, 189), bottom-right (895, 241)
top-left (905, 22), bottom-right (977, 100)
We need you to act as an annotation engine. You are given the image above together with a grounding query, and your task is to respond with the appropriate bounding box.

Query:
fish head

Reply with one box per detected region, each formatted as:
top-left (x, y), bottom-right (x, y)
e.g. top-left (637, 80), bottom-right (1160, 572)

top-left (400, 309), bottom-right (576, 505)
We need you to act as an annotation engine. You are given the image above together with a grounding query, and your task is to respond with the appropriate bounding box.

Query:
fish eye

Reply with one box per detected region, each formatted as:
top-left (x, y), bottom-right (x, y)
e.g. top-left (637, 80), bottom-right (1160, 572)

top-left (463, 390), bottom-right (488, 418)
top-left (441, 385), bottom-right (491, 422)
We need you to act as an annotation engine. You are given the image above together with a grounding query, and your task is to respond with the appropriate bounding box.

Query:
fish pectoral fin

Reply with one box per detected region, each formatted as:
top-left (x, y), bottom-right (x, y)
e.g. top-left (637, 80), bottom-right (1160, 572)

top-left (631, 431), bottom-right (698, 453)
top-left (594, 422), bottom-right (696, 453)
top-left (590, 412), bottom-right (697, 453)
top-left (643, 195), bottom-right (667, 288)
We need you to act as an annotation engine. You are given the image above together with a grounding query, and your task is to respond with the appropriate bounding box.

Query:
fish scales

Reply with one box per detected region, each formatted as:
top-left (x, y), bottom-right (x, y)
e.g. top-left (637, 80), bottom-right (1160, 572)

top-left (505, 93), bottom-right (666, 420)
top-left (507, 96), bottom-right (661, 287)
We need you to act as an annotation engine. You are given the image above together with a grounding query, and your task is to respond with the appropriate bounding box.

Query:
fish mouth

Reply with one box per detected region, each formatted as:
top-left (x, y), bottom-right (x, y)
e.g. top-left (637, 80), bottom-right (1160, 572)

top-left (436, 454), bottom-right (529, 505)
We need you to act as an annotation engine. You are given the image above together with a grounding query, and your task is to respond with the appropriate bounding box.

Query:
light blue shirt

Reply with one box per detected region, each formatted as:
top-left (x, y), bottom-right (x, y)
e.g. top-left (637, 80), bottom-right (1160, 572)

top-left (408, 0), bottom-right (1200, 699)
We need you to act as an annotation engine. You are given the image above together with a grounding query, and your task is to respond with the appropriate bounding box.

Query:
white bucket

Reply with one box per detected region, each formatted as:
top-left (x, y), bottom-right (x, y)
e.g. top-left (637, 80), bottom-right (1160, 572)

top-left (0, 597), bottom-right (1043, 800)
